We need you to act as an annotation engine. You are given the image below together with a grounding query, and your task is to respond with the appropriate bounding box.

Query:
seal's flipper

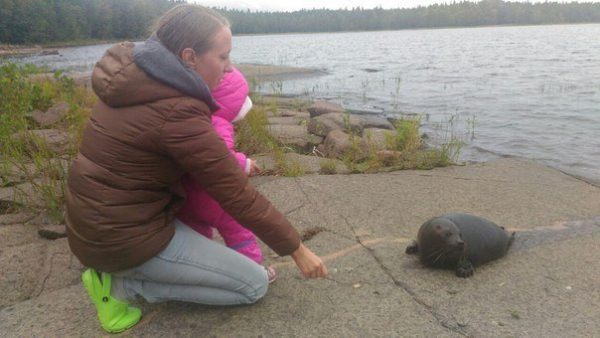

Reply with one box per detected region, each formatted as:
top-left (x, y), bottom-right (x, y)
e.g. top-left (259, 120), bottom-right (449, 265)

top-left (455, 258), bottom-right (474, 278)
top-left (405, 241), bottom-right (419, 255)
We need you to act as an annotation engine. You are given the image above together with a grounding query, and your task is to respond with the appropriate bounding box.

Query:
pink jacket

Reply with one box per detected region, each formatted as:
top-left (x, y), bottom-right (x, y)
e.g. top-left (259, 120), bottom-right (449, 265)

top-left (211, 66), bottom-right (253, 173)
top-left (176, 67), bottom-right (254, 226)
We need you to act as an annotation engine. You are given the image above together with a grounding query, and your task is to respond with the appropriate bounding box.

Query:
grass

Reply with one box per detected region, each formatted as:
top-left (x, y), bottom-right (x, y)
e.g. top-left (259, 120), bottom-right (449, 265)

top-left (0, 61), bottom-right (465, 222)
top-left (0, 62), bottom-right (95, 222)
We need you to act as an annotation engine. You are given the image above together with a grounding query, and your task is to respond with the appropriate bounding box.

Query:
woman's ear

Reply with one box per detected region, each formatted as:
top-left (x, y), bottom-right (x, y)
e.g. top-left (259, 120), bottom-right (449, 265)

top-left (180, 48), bottom-right (197, 67)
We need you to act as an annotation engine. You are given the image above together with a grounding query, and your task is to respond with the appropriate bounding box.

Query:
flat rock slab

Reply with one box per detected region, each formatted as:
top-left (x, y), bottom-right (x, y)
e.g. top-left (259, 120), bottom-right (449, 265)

top-left (1, 158), bottom-right (599, 336)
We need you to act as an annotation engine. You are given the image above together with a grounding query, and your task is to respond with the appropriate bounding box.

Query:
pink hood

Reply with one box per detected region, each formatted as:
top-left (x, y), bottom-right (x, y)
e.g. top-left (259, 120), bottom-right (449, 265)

top-left (211, 66), bottom-right (252, 122)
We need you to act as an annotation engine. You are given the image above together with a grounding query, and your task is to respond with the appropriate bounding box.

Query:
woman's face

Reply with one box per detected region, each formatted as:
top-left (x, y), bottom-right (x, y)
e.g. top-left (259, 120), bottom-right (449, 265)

top-left (192, 26), bottom-right (233, 90)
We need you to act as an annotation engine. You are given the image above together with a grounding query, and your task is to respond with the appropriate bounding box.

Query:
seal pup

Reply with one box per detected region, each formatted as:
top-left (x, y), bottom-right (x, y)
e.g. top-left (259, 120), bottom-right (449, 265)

top-left (406, 213), bottom-right (515, 278)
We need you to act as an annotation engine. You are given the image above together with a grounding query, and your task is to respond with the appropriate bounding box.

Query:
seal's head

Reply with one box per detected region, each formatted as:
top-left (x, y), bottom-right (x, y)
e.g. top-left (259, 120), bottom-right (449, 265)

top-left (417, 217), bottom-right (465, 267)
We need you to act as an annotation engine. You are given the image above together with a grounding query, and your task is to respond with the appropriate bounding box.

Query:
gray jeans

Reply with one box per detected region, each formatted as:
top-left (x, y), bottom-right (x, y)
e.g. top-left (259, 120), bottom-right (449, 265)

top-left (111, 220), bottom-right (269, 305)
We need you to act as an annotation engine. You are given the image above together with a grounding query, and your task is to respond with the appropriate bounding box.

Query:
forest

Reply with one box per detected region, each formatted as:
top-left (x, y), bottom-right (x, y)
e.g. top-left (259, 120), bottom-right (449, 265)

top-left (1, 0), bottom-right (599, 44)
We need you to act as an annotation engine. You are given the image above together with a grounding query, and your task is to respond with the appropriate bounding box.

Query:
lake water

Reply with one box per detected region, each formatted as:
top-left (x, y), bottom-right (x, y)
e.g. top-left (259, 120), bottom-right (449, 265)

top-left (9, 24), bottom-right (600, 183)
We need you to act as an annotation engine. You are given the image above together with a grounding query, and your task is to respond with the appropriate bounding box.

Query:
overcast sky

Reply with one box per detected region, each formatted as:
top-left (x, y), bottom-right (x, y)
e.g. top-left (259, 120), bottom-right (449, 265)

top-left (190, 0), bottom-right (597, 12)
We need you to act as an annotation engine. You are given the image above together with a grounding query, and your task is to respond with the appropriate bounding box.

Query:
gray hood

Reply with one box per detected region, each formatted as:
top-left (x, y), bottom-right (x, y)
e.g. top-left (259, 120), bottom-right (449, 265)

top-left (133, 36), bottom-right (219, 112)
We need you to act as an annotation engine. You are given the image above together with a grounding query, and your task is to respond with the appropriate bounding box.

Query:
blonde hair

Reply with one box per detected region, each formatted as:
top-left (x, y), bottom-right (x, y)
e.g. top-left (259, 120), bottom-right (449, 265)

top-left (154, 4), bottom-right (230, 57)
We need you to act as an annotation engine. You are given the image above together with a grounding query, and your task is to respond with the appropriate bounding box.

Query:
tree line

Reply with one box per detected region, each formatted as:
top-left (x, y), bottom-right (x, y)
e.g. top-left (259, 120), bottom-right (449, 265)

top-left (0, 0), bottom-right (183, 44)
top-left (1, 0), bottom-right (599, 44)
top-left (221, 0), bottom-right (600, 34)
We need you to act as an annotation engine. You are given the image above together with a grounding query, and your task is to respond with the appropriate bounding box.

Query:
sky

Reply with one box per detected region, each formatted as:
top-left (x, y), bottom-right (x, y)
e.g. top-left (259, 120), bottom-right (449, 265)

top-left (190, 0), bottom-right (598, 12)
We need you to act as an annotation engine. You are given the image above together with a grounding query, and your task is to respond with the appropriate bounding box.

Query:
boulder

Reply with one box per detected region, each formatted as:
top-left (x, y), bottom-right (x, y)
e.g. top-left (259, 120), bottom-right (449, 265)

top-left (31, 102), bottom-right (69, 127)
top-left (359, 115), bottom-right (394, 130)
top-left (307, 113), bottom-right (364, 137)
top-left (307, 101), bottom-right (344, 118)
top-left (321, 130), bottom-right (369, 161)
top-left (267, 115), bottom-right (309, 126)
top-left (267, 125), bottom-right (310, 151)
top-left (273, 110), bottom-right (311, 119)
top-left (363, 128), bottom-right (395, 151)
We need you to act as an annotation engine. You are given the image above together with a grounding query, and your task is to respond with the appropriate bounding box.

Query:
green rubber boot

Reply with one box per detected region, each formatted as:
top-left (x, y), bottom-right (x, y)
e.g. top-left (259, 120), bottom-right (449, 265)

top-left (81, 268), bottom-right (142, 333)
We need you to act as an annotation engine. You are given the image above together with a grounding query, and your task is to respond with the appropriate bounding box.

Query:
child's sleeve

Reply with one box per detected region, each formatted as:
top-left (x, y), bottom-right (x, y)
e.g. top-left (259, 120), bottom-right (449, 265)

top-left (212, 116), bottom-right (250, 174)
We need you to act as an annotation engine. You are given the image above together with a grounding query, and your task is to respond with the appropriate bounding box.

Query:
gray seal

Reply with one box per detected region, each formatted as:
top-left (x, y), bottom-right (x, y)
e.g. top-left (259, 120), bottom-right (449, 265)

top-left (406, 213), bottom-right (515, 277)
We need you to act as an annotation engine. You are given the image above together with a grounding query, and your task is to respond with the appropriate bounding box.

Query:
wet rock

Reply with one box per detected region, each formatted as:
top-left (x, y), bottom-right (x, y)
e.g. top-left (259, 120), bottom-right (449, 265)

top-left (308, 113), bottom-right (364, 137)
top-left (307, 101), bottom-right (344, 118)
top-left (31, 102), bottom-right (69, 127)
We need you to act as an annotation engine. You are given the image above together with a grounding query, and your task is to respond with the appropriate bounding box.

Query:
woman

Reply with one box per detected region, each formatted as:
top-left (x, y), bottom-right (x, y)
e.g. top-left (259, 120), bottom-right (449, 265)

top-left (66, 4), bottom-right (327, 333)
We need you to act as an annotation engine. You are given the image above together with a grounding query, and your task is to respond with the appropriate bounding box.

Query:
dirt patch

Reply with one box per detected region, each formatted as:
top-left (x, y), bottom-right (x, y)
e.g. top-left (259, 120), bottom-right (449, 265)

top-left (300, 226), bottom-right (325, 241)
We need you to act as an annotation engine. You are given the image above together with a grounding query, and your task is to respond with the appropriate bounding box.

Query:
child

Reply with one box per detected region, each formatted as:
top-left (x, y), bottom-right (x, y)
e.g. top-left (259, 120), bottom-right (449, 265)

top-left (176, 66), bottom-right (277, 282)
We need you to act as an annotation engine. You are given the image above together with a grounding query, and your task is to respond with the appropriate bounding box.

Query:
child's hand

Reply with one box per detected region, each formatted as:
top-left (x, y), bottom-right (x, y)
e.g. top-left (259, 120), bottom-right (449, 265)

top-left (249, 159), bottom-right (261, 176)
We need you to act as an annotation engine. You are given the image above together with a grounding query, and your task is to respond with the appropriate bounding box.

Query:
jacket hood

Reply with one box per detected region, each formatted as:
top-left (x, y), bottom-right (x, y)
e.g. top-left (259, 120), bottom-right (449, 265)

top-left (211, 66), bottom-right (250, 122)
top-left (91, 37), bottom-right (218, 111)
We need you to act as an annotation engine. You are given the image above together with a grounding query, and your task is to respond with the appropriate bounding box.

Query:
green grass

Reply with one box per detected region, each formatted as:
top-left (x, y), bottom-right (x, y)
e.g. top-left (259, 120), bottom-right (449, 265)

top-left (0, 62), bottom-right (95, 221)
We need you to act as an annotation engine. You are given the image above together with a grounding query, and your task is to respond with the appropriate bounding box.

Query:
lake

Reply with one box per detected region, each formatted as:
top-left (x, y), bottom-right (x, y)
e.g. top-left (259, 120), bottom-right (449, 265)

top-left (9, 24), bottom-right (600, 184)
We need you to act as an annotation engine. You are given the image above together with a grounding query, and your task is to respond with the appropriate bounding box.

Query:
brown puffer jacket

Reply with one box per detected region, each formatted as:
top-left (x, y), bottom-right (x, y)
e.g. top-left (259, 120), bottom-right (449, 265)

top-left (65, 41), bottom-right (300, 272)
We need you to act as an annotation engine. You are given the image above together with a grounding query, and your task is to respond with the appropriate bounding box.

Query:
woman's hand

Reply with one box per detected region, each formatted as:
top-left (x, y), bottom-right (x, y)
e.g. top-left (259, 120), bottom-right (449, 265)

top-left (291, 243), bottom-right (328, 278)
top-left (249, 159), bottom-right (261, 176)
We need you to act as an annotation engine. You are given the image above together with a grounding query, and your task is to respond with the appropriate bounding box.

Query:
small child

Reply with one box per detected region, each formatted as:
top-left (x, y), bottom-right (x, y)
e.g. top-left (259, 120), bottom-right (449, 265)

top-left (176, 66), bottom-right (277, 282)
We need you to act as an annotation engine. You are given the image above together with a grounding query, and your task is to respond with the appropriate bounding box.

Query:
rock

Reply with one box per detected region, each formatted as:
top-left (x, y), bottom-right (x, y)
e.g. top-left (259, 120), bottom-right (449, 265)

top-left (321, 130), bottom-right (369, 161)
top-left (0, 224), bottom-right (39, 248)
top-left (307, 101), bottom-right (344, 118)
top-left (0, 237), bottom-right (83, 308)
top-left (0, 212), bottom-right (35, 225)
top-left (0, 242), bottom-right (46, 307)
top-left (359, 115), bottom-right (394, 130)
top-left (387, 114), bottom-right (426, 127)
top-left (253, 153), bottom-right (345, 175)
top-left (363, 128), bottom-right (395, 151)
top-left (316, 157), bottom-right (350, 175)
top-left (267, 116), bottom-right (309, 126)
top-left (38, 224), bottom-right (67, 240)
top-left (267, 125), bottom-right (311, 151)
top-left (40, 50), bottom-right (59, 56)
top-left (31, 102), bottom-right (69, 127)
top-left (307, 134), bottom-right (324, 148)
top-left (376, 150), bottom-right (403, 166)
top-left (31, 239), bottom-right (84, 298)
top-left (69, 72), bottom-right (92, 87)
top-left (272, 110), bottom-right (311, 119)
top-left (25, 129), bottom-right (71, 155)
top-left (308, 113), bottom-right (364, 137)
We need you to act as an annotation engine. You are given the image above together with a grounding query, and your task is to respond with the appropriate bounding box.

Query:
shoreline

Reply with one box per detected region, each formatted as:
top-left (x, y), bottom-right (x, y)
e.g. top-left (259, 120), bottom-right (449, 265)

top-left (2, 21), bottom-right (599, 56)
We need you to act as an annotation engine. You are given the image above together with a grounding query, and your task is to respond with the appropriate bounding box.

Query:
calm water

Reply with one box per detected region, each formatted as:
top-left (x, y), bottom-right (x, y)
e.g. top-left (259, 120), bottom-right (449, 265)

top-left (10, 24), bottom-right (600, 183)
